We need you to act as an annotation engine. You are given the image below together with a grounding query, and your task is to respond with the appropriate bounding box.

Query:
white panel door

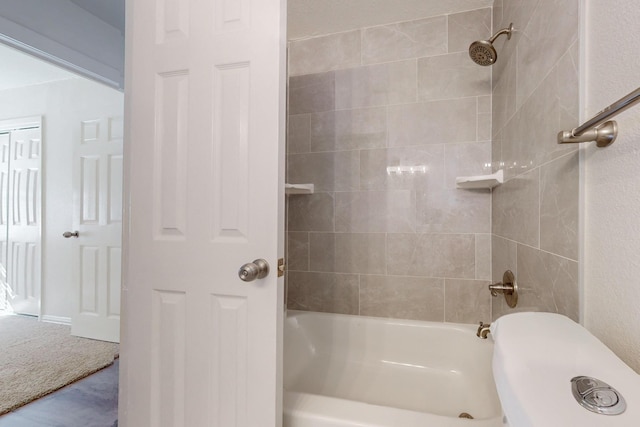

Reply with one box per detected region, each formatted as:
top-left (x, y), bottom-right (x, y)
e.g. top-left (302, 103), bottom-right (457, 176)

top-left (122, 0), bottom-right (286, 425)
top-left (6, 127), bottom-right (41, 316)
top-left (71, 117), bottom-right (123, 343)
top-left (0, 132), bottom-right (9, 311)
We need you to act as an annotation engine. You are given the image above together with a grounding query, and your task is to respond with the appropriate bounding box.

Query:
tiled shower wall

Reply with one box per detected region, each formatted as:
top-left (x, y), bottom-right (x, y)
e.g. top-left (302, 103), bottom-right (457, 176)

top-left (491, 0), bottom-right (580, 321)
top-left (285, 8), bottom-right (495, 323)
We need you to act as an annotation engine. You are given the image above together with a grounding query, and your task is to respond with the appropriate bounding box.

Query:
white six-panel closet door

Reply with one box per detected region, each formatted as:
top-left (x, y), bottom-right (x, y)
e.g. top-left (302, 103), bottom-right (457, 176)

top-left (6, 127), bottom-right (41, 316)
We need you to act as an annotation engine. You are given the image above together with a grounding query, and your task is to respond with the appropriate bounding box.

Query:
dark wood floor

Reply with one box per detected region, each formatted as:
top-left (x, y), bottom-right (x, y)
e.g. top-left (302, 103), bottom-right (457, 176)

top-left (0, 360), bottom-right (119, 427)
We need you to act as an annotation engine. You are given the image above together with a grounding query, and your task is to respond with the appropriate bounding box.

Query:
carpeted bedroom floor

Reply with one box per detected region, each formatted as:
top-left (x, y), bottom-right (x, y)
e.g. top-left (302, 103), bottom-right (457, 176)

top-left (0, 314), bottom-right (119, 415)
top-left (0, 314), bottom-right (119, 426)
top-left (0, 360), bottom-right (119, 427)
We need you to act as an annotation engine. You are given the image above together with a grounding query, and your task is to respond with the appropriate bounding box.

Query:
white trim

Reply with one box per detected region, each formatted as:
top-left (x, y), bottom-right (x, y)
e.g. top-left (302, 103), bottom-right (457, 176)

top-left (41, 314), bottom-right (71, 325)
top-left (578, 0), bottom-right (587, 326)
top-left (0, 115), bottom-right (42, 132)
top-left (0, 34), bottom-right (121, 91)
top-left (0, 0), bottom-right (124, 90)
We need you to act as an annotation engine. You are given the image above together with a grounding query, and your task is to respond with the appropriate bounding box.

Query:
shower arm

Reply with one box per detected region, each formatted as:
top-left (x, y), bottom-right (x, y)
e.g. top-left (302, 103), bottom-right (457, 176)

top-left (488, 24), bottom-right (513, 43)
top-left (558, 85), bottom-right (640, 147)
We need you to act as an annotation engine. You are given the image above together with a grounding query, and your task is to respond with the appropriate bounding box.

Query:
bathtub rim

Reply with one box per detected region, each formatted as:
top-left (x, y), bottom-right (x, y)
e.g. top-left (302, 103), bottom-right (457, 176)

top-left (285, 309), bottom-right (485, 334)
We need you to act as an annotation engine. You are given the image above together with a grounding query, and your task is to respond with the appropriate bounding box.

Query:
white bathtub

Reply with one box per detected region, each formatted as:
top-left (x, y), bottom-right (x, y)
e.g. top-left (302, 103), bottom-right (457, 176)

top-left (284, 310), bottom-right (503, 427)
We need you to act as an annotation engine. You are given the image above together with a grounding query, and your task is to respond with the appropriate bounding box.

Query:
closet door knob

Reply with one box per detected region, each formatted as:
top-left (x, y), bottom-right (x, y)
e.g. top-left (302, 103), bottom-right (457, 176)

top-left (63, 231), bottom-right (79, 238)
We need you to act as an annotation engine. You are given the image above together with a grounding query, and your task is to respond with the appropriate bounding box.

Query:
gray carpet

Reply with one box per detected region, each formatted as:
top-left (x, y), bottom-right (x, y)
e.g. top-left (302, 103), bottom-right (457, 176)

top-left (0, 314), bottom-right (119, 415)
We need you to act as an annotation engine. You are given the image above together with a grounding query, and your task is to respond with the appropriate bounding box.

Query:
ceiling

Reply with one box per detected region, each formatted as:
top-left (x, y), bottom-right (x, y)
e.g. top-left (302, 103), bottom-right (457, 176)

top-left (0, 0), bottom-right (125, 91)
top-left (0, 44), bottom-right (77, 91)
top-left (70, 0), bottom-right (126, 33)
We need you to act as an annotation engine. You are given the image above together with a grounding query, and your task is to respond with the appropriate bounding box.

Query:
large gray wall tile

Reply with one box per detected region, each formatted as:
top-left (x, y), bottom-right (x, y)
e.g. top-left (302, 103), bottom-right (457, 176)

top-left (416, 188), bottom-right (490, 233)
top-left (335, 233), bottom-right (386, 274)
top-left (478, 95), bottom-right (491, 114)
top-left (540, 152), bottom-right (579, 260)
top-left (448, 8), bottom-right (492, 53)
top-left (287, 151), bottom-right (360, 192)
top-left (287, 232), bottom-right (309, 271)
top-left (491, 130), bottom-right (503, 174)
top-left (500, 49), bottom-right (578, 179)
top-left (496, 0), bottom-right (540, 35)
top-left (360, 145), bottom-right (445, 191)
top-left (287, 152), bottom-right (336, 192)
top-left (516, 244), bottom-right (579, 321)
top-left (418, 52), bottom-right (491, 101)
top-left (285, 10), bottom-right (511, 323)
top-left (492, 52), bottom-right (517, 137)
top-left (335, 191), bottom-right (416, 233)
top-left (335, 60), bottom-right (417, 109)
top-left (444, 142), bottom-right (491, 189)
top-left (309, 232), bottom-right (335, 272)
top-left (492, 0), bottom-right (580, 328)
top-left (289, 31), bottom-right (361, 76)
top-left (492, 235), bottom-right (517, 284)
top-left (388, 98), bottom-right (477, 146)
top-left (360, 275), bottom-right (444, 321)
top-left (362, 16), bottom-right (447, 65)
top-left (287, 192), bottom-right (334, 232)
top-left (289, 72), bottom-right (335, 114)
top-left (475, 234), bottom-right (491, 280)
top-left (491, 235), bottom-right (518, 321)
top-left (490, 0), bottom-right (579, 322)
top-left (492, 168), bottom-right (540, 247)
top-left (287, 114), bottom-right (310, 154)
top-left (310, 108), bottom-right (388, 152)
top-left (444, 279), bottom-right (491, 323)
top-left (515, 0), bottom-right (579, 108)
top-left (387, 233), bottom-right (476, 278)
top-left (287, 272), bottom-right (359, 315)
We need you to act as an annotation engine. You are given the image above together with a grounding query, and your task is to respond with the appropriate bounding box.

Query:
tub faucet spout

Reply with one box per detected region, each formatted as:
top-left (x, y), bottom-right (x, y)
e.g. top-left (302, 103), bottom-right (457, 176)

top-left (477, 322), bottom-right (491, 339)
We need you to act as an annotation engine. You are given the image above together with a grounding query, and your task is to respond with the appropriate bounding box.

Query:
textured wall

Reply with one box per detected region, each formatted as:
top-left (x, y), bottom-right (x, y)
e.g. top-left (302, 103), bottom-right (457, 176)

top-left (584, 0), bottom-right (640, 373)
top-left (285, 8), bottom-right (494, 323)
top-left (490, 0), bottom-right (580, 321)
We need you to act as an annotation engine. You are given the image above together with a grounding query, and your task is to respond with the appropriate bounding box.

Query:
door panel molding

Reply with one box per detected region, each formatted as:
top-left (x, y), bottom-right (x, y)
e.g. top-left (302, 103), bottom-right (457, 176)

top-left (0, 117), bottom-right (42, 316)
top-left (122, 0), bottom-right (286, 424)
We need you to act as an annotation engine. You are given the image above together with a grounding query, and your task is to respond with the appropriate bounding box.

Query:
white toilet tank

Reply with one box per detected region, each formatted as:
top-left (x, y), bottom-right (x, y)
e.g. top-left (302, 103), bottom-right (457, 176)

top-left (490, 312), bottom-right (640, 426)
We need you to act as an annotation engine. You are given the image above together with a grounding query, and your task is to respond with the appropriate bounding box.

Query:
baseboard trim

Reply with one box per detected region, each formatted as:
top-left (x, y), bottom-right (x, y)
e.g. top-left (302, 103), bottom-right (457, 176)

top-left (41, 315), bottom-right (72, 325)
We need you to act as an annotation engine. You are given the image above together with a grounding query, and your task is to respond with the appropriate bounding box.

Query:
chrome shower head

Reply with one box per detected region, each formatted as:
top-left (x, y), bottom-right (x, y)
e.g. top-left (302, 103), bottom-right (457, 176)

top-left (469, 23), bottom-right (514, 66)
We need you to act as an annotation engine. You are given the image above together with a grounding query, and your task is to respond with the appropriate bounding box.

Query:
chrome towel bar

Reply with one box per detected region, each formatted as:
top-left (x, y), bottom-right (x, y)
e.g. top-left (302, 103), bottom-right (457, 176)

top-left (558, 86), bottom-right (640, 147)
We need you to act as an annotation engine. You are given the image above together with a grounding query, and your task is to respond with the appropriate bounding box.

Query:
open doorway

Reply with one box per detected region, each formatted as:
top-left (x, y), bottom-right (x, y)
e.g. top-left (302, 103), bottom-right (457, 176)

top-left (0, 40), bottom-right (123, 425)
top-left (0, 42), bottom-right (124, 339)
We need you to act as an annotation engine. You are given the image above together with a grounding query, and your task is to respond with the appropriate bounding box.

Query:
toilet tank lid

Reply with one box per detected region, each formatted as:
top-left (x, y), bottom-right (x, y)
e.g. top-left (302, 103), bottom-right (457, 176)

top-left (490, 312), bottom-right (640, 427)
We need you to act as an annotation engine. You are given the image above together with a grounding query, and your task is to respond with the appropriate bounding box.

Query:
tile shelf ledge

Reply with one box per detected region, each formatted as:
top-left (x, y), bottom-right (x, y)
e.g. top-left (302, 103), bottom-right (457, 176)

top-left (285, 183), bottom-right (314, 195)
top-left (456, 170), bottom-right (503, 189)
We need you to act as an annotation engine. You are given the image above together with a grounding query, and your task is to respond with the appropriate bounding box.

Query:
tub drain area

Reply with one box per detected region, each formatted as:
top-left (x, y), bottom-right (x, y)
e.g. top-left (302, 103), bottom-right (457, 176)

top-left (458, 413), bottom-right (474, 419)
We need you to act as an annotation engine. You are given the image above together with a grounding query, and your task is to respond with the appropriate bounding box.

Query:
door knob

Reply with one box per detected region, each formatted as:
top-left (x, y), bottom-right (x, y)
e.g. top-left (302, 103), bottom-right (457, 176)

top-left (63, 231), bottom-right (79, 238)
top-left (238, 259), bottom-right (269, 282)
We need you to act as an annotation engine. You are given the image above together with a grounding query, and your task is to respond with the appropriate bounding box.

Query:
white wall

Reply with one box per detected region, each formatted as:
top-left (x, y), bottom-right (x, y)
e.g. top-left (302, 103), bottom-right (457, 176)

top-left (0, 0), bottom-right (124, 89)
top-left (0, 78), bottom-right (124, 320)
top-left (584, 0), bottom-right (640, 373)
